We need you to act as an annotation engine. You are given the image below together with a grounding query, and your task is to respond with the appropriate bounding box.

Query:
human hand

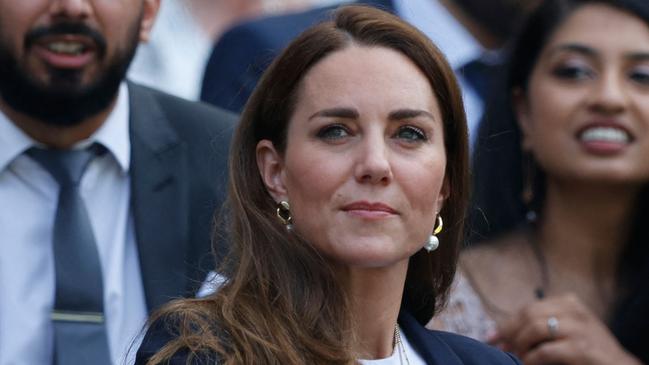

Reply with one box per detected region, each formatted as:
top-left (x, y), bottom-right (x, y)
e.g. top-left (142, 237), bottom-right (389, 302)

top-left (489, 294), bottom-right (642, 365)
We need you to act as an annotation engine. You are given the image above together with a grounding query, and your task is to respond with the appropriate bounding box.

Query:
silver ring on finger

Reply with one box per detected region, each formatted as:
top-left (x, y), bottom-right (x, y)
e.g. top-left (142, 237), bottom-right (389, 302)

top-left (547, 316), bottom-right (559, 339)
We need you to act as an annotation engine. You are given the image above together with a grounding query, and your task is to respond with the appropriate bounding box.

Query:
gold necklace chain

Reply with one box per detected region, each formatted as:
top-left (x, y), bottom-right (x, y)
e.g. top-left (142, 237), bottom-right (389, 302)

top-left (394, 326), bottom-right (411, 365)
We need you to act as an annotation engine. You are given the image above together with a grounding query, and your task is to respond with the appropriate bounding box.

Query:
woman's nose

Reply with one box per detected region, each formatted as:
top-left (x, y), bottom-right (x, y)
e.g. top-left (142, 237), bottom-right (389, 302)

top-left (587, 71), bottom-right (628, 114)
top-left (353, 134), bottom-right (393, 185)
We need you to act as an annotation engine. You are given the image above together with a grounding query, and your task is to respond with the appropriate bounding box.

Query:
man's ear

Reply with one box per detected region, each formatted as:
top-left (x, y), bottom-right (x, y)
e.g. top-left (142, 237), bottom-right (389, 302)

top-left (256, 139), bottom-right (288, 202)
top-left (513, 88), bottom-right (533, 151)
top-left (139, 0), bottom-right (160, 43)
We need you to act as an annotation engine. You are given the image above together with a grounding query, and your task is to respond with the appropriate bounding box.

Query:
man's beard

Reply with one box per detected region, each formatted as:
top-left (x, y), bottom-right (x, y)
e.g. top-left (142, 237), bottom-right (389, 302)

top-left (0, 20), bottom-right (141, 127)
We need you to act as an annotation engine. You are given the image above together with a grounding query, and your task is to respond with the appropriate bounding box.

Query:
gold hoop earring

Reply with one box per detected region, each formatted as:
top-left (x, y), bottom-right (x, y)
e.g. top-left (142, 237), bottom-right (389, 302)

top-left (276, 200), bottom-right (293, 231)
top-left (424, 215), bottom-right (443, 252)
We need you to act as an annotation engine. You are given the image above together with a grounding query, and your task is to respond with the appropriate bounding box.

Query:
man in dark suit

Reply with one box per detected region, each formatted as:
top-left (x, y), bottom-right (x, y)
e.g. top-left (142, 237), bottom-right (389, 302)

top-left (0, 0), bottom-right (235, 364)
top-left (201, 0), bottom-right (390, 114)
top-left (200, 0), bottom-right (536, 142)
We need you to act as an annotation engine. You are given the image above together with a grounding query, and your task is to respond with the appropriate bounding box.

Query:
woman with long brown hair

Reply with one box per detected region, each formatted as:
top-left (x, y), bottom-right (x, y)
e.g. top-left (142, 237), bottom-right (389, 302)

top-left (135, 5), bottom-right (519, 365)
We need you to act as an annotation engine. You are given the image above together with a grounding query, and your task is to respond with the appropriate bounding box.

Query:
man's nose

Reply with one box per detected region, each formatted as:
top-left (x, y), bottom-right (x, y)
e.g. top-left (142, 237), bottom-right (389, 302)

top-left (49, 0), bottom-right (92, 20)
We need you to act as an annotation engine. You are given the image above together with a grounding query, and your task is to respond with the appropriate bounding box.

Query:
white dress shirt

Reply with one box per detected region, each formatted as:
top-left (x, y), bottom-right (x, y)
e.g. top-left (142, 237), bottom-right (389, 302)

top-left (394, 0), bottom-right (490, 143)
top-left (0, 84), bottom-right (147, 365)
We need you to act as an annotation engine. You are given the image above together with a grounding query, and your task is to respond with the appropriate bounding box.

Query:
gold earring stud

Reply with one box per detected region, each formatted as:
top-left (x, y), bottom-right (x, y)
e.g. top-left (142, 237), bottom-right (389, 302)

top-left (276, 200), bottom-right (293, 231)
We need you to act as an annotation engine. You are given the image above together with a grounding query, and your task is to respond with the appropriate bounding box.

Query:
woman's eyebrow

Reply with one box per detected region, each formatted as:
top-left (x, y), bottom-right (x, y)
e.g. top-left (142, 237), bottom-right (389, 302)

top-left (307, 107), bottom-right (435, 121)
top-left (550, 43), bottom-right (649, 62)
top-left (551, 43), bottom-right (597, 56)
top-left (627, 52), bottom-right (649, 62)
top-left (389, 109), bottom-right (436, 121)
top-left (308, 107), bottom-right (359, 120)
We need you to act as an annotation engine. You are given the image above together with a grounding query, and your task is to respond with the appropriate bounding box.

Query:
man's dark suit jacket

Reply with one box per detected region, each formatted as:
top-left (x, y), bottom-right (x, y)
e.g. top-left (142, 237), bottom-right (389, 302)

top-left (200, 0), bottom-right (393, 113)
top-left (128, 82), bottom-right (236, 312)
top-left (134, 310), bottom-right (521, 364)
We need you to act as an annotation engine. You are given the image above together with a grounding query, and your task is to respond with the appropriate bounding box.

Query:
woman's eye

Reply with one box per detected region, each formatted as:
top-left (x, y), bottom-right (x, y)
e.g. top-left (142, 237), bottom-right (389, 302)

top-left (395, 126), bottom-right (427, 142)
top-left (316, 124), bottom-right (350, 140)
top-left (552, 65), bottom-right (594, 80)
top-left (629, 67), bottom-right (649, 85)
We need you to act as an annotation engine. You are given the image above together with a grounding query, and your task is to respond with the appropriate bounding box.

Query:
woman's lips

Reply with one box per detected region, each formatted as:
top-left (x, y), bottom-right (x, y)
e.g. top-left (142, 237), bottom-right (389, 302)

top-left (576, 123), bottom-right (633, 156)
top-left (341, 201), bottom-right (398, 219)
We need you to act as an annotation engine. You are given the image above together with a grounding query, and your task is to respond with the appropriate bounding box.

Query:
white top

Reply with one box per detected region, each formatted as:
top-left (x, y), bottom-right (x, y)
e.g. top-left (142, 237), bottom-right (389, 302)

top-left (394, 0), bottom-right (489, 145)
top-left (128, 0), bottom-right (212, 100)
top-left (358, 328), bottom-right (426, 365)
top-left (0, 84), bottom-right (148, 365)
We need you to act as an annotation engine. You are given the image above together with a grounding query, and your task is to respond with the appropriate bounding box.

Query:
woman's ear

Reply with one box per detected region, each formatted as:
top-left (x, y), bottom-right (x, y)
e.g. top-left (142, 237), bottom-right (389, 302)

top-left (436, 177), bottom-right (450, 213)
top-left (513, 88), bottom-right (533, 152)
top-left (256, 140), bottom-right (288, 202)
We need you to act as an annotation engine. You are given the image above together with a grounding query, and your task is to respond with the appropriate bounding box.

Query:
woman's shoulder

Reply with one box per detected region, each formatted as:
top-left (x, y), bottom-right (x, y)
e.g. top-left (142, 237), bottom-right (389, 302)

top-left (459, 232), bottom-right (540, 315)
top-left (427, 267), bottom-right (498, 341)
top-left (135, 313), bottom-right (189, 365)
top-left (135, 299), bottom-right (221, 365)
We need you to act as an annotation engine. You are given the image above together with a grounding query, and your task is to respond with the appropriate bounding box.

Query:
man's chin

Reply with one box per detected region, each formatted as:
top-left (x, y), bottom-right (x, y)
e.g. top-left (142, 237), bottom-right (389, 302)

top-left (0, 59), bottom-right (125, 127)
top-left (0, 29), bottom-right (139, 127)
top-left (1, 83), bottom-right (120, 127)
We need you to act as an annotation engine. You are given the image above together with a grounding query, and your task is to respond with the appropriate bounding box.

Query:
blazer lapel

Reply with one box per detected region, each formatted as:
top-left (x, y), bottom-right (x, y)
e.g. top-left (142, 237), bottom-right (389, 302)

top-left (399, 311), bottom-right (465, 365)
top-left (128, 83), bottom-right (189, 312)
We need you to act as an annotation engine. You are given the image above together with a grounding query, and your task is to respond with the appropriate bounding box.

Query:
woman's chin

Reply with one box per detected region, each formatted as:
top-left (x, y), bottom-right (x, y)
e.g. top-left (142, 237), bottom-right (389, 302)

top-left (323, 244), bottom-right (414, 270)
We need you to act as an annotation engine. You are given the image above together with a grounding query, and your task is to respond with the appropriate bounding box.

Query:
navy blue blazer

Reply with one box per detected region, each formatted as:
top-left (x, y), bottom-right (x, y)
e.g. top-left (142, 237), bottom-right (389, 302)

top-left (135, 310), bottom-right (521, 364)
top-left (200, 0), bottom-right (393, 113)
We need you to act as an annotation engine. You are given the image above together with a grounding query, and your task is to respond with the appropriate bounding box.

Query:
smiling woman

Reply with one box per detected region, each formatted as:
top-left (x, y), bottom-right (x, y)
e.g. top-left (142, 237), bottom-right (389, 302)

top-left (134, 4), bottom-right (520, 365)
top-left (430, 0), bottom-right (649, 364)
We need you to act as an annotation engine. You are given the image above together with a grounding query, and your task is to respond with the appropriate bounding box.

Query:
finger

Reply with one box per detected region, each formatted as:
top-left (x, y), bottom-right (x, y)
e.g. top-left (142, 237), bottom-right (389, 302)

top-left (523, 339), bottom-right (580, 365)
top-left (501, 295), bottom-right (583, 338)
top-left (486, 336), bottom-right (509, 353)
top-left (498, 305), bottom-right (557, 352)
top-left (495, 322), bottom-right (524, 353)
top-left (497, 310), bottom-right (534, 345)
top-left (508, 316), bottom-right (559, 356)
top-left (486, 332), bottom-right (503, 347)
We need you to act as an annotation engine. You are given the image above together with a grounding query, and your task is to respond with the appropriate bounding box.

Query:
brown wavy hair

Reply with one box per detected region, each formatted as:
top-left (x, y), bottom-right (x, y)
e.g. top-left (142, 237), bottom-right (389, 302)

top-left (145, 5), bottom-right (469, 365)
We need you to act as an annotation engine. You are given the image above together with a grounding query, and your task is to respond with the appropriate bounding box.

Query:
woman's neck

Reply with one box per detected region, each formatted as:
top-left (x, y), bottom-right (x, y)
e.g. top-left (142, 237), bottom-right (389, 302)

top-left (340, 261), bottom-right (409, 360)
top-left (535, 180), bottom-right (641, 316)
top-left (540, 180), bottom-right (640, 276)
top-left (459, 180), bottom-right (643, 321)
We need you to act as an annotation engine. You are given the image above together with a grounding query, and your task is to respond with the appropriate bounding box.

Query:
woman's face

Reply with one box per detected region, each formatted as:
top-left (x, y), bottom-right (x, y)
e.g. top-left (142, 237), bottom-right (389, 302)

top-left (518, 4), bottom-right (649, 184)
top-left (257, 45), bottom-right (447, 268)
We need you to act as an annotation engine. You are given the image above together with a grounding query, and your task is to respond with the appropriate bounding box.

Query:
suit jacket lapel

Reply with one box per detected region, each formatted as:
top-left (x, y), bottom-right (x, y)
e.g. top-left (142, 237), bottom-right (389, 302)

top-left (128, 83), bottom-right (189, 312)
